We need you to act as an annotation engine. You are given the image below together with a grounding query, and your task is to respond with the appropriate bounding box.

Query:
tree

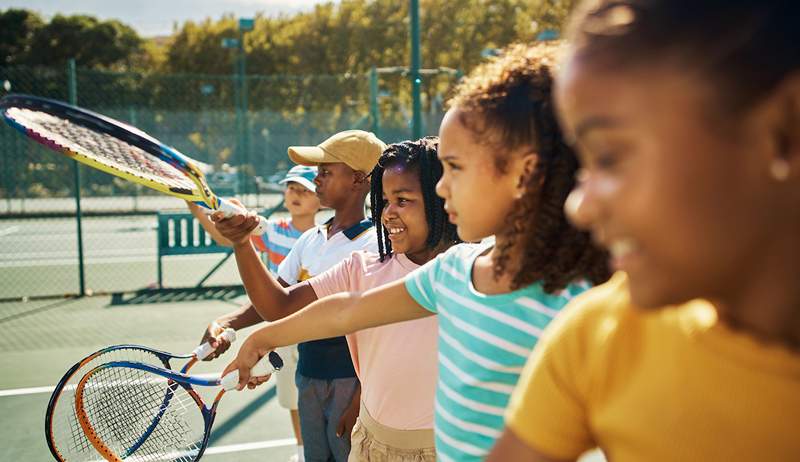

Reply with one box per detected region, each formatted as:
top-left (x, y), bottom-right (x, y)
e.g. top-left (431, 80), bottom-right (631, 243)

top-left (24, 14), bottom-right (142, 69)
top-left (0, 9), bottom-right (44, 65)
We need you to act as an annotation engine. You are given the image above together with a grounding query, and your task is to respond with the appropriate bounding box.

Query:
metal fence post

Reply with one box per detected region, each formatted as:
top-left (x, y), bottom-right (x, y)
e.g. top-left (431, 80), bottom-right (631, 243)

top-left (68, 58), bottom-right (87, 297)
top-left (410, 0), bottom-right (422, 140)
top-left (369, 66), bottom-right (381, 138)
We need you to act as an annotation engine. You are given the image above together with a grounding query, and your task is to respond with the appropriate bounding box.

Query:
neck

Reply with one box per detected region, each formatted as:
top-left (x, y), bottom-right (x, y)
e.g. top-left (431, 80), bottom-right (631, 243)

top-left (290, 213), bottom-right (316, 232)
top-left (329, 199), bottom-right (367, 236)
top-left (405, 241), bottom-right (453, 266)
top-left (712, 237), bottom-right (800, 351)
top-left (472, 236), bottom-right (518, 294)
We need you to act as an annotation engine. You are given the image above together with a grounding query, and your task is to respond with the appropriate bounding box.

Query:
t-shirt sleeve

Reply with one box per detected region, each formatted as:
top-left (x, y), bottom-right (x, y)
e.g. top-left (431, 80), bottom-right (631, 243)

top-left (276, 231), bottom-right (305, 284)
top-left (504, 276), bottom-right (629, 460)
top-left (308, 252), bottom-right (356, 298)
top-left (403, 251), bottom-right (442, 313)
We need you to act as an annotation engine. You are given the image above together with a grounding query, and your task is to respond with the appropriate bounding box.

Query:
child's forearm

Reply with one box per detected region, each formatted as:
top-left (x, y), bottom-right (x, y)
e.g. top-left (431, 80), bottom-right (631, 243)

top-left (248, 279), bottom-right (432, 349)
top-left (231, 241), bottom-right (294, 321)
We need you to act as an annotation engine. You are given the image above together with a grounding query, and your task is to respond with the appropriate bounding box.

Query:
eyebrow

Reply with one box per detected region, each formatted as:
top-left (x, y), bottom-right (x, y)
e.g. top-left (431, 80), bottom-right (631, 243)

top-left (574, 115), bottom-right (624, 141)
top-left (388, 188), bottom-right (416, 194)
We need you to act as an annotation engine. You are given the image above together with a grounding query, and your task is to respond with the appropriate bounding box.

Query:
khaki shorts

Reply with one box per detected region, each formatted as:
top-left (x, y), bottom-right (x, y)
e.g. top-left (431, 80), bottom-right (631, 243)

top-left (348, 401), bottom-right (436, 462)
top-left (274, 344), bottom-right (299, 410)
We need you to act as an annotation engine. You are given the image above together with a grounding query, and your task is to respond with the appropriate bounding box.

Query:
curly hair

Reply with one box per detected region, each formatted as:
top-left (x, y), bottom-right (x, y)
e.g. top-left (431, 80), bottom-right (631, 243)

top-left (370, 137), bottom-right (461, 262)
top-left (449, 42), bottom-right (610, 292)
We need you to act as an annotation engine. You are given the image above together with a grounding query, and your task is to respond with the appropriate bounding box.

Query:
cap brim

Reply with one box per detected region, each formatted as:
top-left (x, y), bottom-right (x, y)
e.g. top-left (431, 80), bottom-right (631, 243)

top-left (278, 177), bottom-right (316, 192)
top-left (288, 146), bottom-right (337, 166)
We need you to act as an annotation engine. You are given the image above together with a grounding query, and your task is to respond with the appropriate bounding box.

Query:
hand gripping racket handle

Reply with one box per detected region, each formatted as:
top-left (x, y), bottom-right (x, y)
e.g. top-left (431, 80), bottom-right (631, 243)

top-left (216, 198), bottom-right (269, 235)
top-left (193, 328), bottom-right (236, 360)
top-left (220, 351), bottom-right (284, 391)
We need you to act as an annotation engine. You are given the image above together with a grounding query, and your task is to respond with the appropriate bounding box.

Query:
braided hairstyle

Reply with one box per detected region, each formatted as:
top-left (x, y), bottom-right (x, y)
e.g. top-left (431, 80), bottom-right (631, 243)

top-left (369, 137), bottom-right (460, 262)
top-left (449, 42), bottom-right (610, 292)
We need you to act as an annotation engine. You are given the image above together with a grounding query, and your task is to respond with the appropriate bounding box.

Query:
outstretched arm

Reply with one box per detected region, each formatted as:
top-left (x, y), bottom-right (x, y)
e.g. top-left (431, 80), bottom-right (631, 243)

top-left (223, 278), bottom-right (432, 387)
top-left (211, 211), bottom-right (318, 322)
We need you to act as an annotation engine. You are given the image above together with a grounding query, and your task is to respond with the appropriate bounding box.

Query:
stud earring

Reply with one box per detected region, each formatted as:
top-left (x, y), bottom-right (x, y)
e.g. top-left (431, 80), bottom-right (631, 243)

top-left (770, 158), bottom-right (791, 182)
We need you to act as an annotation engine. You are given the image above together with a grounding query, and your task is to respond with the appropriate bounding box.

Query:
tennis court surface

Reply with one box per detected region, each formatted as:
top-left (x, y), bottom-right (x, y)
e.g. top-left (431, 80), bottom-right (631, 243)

top-left (0, 293), bottom-right (297, 461)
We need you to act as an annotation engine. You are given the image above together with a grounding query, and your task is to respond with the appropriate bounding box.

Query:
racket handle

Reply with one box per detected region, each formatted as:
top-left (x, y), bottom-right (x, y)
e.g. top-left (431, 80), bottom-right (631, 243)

top-left (220, 351), bottom-right (284, 391)
top-left (193, 328), bottom-right (236, 360)
top-left (215, 198), bottom-right (268, 235)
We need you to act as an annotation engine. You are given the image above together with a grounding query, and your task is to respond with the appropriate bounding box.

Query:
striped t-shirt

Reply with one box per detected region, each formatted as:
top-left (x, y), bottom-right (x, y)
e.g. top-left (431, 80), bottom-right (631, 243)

top-left (250, 218), bottom-right (303, 273)
top-left (404, 243), bottom-right (592, 462)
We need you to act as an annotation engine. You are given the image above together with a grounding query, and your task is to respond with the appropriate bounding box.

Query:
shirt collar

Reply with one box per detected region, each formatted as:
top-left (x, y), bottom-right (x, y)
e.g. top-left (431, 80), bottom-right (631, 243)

top-left (319, 217), bottom-right (374, 241)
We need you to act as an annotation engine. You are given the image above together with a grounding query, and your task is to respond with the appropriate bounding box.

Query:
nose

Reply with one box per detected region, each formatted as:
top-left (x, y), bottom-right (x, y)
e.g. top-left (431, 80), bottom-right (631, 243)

top-left (435, 175), bottom-right (448, 200)
top-left (382, 201), bottom-right (399, 220)
top-left (564, 172), bottom-right (603, 231)
top-left (313, 174), bottom-right (322, 187)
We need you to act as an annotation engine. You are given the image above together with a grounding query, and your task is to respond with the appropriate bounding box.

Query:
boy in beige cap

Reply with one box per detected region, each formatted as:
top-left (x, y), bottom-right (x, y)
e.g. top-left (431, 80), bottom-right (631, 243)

top-left (200, 129), bottom-right (386, 462)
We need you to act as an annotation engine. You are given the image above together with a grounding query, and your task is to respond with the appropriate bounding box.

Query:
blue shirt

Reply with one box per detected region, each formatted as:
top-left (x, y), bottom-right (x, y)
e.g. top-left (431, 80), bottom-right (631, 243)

top-left (404, 243), bottom-right (592, 461)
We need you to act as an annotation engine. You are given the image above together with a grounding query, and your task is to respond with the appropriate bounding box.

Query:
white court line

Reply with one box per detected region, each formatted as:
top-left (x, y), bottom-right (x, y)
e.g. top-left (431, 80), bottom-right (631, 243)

top-left (204, 439), bottom-right (296, 455)
top-left (0, 226), bottom-right (19, 237)
top-left (0, 372), bottom-right (221, 397)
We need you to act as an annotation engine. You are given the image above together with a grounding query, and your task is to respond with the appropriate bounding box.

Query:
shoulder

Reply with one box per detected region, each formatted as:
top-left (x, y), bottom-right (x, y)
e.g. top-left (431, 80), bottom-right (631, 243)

top-left (341, 250), bottom-right (382, 271)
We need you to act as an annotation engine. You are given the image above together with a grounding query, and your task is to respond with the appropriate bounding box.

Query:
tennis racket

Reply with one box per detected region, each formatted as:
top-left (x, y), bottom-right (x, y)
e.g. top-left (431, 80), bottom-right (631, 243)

top-left (0, 94), bottom-right (266, 230)
top-left (45, 328), bottom-right (236, 462)
top-left (73, 351), bottom-right (283, 462)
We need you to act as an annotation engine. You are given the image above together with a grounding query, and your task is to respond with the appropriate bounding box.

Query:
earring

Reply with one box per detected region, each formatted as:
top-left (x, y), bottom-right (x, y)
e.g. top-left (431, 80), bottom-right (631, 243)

top-left (770, 158), bottom-right (791, 182)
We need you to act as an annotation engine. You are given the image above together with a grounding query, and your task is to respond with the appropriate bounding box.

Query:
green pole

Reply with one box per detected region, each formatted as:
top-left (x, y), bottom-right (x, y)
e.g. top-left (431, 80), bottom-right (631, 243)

top-left (68, 58), bottom-right (86, 297)
top-left (410, 0), bottom-right (422, 140)
top-left (240, 31), bottom-right (250, 198)
top-left (232, 43), bottom-right (243, 197)
top-left (369, 67), bottom-right (381, 138)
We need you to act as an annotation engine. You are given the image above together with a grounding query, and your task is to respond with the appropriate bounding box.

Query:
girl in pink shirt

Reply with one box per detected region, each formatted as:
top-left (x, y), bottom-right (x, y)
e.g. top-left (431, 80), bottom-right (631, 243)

top-left (212, 137), bottom-right (459, 461)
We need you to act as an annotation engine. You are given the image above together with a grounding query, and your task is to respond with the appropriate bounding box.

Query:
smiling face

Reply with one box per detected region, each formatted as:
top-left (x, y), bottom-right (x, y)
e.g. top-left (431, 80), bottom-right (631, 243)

top-left (379, 164), bottom-right (430, 259)
top-left (283, 182), bottom-right (320, 217)
top-left (436, 108), bottom-right (531, 243)
top-left (556, 54), bottom-right (792, 308)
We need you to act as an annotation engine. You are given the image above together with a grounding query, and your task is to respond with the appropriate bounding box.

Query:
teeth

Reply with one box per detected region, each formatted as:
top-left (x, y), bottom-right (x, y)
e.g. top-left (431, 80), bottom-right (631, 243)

top-left (608, 239), bottom-right (638, 258)
top-left (387, 227), bottom-right (406, 235)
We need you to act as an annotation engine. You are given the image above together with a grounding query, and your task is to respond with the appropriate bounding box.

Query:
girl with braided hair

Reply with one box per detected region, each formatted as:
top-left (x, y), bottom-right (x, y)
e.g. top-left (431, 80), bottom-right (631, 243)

top-left (224, 41), bottom-right (609, 462)
top-left (215, 137), bottom-right (458, 461)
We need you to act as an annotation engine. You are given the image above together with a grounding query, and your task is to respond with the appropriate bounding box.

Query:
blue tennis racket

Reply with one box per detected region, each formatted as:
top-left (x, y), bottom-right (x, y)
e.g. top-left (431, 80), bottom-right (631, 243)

top-left (45, 328), bottom-right (236, 462)
top-left (73, 351), bottom-right (282, 462)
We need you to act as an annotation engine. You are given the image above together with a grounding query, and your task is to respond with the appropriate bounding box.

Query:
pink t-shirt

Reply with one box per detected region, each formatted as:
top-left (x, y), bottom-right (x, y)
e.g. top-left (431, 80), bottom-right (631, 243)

top-left (309, 250), bottom-right (438, 430)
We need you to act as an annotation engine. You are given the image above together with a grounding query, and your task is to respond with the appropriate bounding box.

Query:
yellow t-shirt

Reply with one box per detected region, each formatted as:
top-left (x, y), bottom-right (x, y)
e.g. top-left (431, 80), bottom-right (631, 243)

top-left (506, 273), bottom-right (800, 462)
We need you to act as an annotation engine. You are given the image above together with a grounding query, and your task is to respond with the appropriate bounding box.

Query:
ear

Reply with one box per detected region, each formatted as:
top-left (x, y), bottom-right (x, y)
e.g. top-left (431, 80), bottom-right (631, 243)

top-left (764, 72), bottom-right (800, 183)
top-left (352, 170), bottom-right (370, 191)
top-left (514, 152), bottom-right (540, 199)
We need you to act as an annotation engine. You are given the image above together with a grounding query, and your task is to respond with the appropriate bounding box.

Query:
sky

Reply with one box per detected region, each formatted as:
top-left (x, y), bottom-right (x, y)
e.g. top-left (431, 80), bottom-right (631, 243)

top-left (0, 0), bottom-right (337, 37)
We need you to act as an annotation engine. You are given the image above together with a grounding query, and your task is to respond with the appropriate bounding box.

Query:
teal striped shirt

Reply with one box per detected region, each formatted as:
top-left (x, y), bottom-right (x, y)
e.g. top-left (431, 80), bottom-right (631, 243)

top-left (404, 243), bottom-right (591, 462)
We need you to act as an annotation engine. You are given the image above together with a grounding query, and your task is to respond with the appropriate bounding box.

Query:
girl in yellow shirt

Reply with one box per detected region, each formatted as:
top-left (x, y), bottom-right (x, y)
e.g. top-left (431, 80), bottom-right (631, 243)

top-left (489, 1), bottom-right (800, 461)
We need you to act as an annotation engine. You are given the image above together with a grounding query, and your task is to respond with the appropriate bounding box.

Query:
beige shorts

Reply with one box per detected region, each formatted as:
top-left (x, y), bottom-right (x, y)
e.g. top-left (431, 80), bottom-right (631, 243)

top-left (274, 344), bottom-right (299, 410)
top-left (348, 401), bottom-right (436, 462)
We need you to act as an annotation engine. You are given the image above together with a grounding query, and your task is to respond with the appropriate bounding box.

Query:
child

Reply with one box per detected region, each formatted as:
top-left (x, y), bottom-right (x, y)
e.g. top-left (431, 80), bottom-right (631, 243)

top-left (224, 43), bottom-right (610, 462)
top-left (214, 137), bottom-right (459, 461)
top-left (188, 164), bottom-right (319, 462)
top-left (208, 129), bottom-right (386, 462)
top-left (488, 1), bottom-right (800, 461)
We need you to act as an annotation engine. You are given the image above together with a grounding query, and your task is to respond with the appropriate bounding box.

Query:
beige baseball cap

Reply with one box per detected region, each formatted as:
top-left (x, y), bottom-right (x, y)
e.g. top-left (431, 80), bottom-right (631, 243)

top-left (288, 130), bottom-right (387, 173)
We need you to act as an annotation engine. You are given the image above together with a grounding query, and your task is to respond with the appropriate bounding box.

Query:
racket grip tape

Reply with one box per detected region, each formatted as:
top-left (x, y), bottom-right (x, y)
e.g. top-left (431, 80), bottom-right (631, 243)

top-left (215, 198), bottom-right (268, 235)
top-left (220, 351), bottom-right (283, 391)
top-left (193, 328), bottom-right (236, 360)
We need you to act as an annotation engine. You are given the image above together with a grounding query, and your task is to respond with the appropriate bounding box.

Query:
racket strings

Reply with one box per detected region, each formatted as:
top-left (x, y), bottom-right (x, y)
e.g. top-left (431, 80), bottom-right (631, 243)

top-left (80, 366), bottom-right (205, 462)
top-left (50, 349), bottom-right (167, 460)
top-left (6, 108), bottom-right (198, 193)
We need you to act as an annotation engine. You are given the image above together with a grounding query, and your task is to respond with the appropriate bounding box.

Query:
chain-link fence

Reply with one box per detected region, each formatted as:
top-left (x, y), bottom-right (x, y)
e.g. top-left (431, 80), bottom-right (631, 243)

top-left (0, 64), bottom-right (459, 299)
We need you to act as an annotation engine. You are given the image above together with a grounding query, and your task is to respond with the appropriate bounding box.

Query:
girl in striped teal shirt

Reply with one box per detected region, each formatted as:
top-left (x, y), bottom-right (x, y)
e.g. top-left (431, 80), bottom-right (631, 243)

top-left (225, 43), bottom-right (609, 462)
